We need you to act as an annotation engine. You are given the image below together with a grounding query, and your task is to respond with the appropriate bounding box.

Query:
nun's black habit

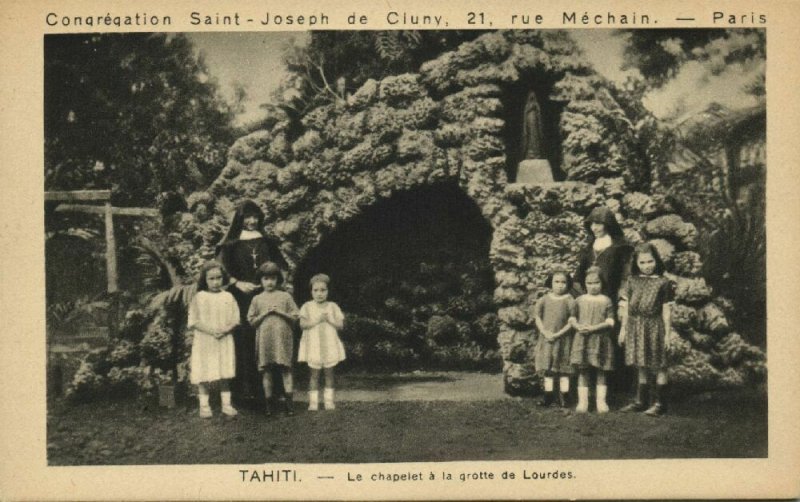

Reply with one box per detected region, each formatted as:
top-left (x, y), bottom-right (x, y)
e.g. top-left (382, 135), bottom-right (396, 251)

top-left (216, 199), bottom-right (288, 402)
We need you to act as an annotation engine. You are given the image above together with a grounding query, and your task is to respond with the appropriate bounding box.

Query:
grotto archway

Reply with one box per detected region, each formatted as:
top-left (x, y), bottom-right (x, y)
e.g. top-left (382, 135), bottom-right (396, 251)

top-left (293, 182), bottom-right (500, 371)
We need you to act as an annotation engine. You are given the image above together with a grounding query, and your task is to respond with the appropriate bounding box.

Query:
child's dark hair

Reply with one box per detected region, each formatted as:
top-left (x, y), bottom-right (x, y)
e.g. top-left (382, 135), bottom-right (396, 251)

top-left (197, 260), bottom-right (229, 291)
top-left (583, 265), bottom-right (604, 289)
top-left (630, 242), bottom-right (666, 276)
top-left (309, 273), bottom-right (330, 287)
top-left (544, 267), bottom-right (574, 290)
top-left (256, 261), bottom-right (284, 286)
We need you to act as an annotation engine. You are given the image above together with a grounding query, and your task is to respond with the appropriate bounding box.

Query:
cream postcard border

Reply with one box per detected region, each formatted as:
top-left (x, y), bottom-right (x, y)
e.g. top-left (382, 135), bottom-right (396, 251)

top-left (1, 0), bottom-right (798, 499)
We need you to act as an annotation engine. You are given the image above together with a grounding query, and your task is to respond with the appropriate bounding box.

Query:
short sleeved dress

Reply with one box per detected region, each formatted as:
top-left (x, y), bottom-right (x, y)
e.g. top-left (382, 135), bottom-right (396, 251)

top-left (297, 301), bottom-right (346, 369)
top-left (570, 293), bottom-right (616, 371)
top-left (220, 236), bottom-right (286, 384)
top-left (189, 290), bottom-right (240, 384)
top-left (623, 275), bottom-right (675, 370)
top-left (247, 290), bottom-right (299, 370)
top-left (533, 294), bottom-right (577, 374)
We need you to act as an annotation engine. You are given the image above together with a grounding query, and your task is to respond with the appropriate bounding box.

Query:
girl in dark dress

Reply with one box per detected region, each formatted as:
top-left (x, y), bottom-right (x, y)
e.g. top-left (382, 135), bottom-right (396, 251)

top-left (216, 199), bottom-right (288, 404)
top-left (618, 243), bottom-right (675, 416)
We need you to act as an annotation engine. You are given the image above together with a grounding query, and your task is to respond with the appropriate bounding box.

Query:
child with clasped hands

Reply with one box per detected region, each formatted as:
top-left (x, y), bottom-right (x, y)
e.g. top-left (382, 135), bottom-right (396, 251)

top-left (533, 268), bottom-right (577, 408)
top-left (298, 274), bottom-right (346, 411)
top-left (570, 266), bottom-right (616, 414)
top-left (247, 262), bottom-right (299, 416)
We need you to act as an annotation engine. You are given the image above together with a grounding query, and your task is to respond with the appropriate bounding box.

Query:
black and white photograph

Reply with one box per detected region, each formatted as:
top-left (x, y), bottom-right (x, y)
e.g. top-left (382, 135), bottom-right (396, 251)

top-left (2, 0), bottom-right (799, 499)
top-left (43, 28), bottom-right (768, 464)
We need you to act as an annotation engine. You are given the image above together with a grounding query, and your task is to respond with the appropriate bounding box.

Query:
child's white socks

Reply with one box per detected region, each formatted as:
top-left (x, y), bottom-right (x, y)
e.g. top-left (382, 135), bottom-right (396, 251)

top-left (576, 386), bottom-right (589, 413)
top-left (308, 390), bottom-right (319, 411)
top-left (221, 391), bottom-right (237, 416)
top-left (199, 393), bottom-right (212, 418)
top-left (596, 384), bottom-right (609, 414)
top-left (559, 376), bottom-right (570, 393)
top-left (324, 388), bottom-right (335, 410)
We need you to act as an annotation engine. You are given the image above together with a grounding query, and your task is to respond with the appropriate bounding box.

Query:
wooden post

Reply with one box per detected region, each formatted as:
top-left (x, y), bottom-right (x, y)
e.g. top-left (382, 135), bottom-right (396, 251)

top-left (54, 204), bottom-right (159, 217)
top-left (104, 201), bottom-right (118, 293)
top-left (47, 190), bottom-right (158, 295)
top-left (45, 190), bottom-right (111, 202)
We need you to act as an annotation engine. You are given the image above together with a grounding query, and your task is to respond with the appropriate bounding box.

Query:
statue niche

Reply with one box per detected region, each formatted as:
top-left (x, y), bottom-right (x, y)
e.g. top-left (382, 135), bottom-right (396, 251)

top-left (515, 90), bottom-right (555, 184)
top-left (522, 90), bottom-right (545, 160)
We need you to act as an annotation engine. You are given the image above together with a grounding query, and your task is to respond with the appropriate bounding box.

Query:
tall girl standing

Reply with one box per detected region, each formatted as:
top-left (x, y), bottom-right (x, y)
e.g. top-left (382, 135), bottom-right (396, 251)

top-left (618, 243), bottom-right (674, 416)
top-left (298, 274), bottom-right (346, 411)
top-left (533, 268), bottom-right (577, 407)
top-left (188, 261), bottom-right (241, 418)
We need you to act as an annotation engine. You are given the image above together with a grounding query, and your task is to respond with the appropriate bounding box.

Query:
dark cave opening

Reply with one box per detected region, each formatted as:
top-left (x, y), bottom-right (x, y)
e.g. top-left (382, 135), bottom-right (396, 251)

top-left (293, 182), bottom-right (500, 371)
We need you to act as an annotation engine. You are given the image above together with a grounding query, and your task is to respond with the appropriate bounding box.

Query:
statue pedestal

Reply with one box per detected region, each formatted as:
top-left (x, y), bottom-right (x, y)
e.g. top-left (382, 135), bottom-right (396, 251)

top-left (515, 159), bottom-right (553, 184)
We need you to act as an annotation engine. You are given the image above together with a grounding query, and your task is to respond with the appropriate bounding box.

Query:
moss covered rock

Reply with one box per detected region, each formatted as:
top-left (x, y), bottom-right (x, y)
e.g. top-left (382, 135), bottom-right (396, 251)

top-left (105, 30), bottom-right (765, 401)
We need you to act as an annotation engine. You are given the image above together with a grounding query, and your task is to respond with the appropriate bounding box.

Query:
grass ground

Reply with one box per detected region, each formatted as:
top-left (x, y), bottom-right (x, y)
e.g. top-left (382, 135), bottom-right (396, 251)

top-left (47, 383), bottom-right (766, 465)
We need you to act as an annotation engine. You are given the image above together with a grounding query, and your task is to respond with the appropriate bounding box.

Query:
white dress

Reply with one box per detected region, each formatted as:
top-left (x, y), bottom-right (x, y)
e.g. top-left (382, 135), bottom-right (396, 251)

top-left (297, 301), bottom-right (346, 369)
top-left (189, 290), bottom-right (239, 384)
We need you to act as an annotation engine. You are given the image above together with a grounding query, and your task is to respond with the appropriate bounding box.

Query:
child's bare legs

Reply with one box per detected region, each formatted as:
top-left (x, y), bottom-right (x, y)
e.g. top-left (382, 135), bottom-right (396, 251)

top-left (622, 368), bottom-right (649, 412)
top-left (198, 382), bottom-right (212, 418)
top-left (308, 368), bottom-right (320, 410)
top-left (323, 367), bottom-right (336, 410)
top-left (282, 368), bottom-right (294, 394)
top-left (262, 371), bottom-right (274, 415)
top-left (576, 370), bottom-right (590, 413)
top-left (645, 370), bottom-right (668, 416)
top-left (280, 367), bottom-right (295, 416)
top-left (309, 368), bottom-right (321, 391)
top-left (220, 379), bottom-right (237, 416)
top-left (596, 371), bottom-right (609, 413)
top-left (262, 371), bottom-right (273, 398)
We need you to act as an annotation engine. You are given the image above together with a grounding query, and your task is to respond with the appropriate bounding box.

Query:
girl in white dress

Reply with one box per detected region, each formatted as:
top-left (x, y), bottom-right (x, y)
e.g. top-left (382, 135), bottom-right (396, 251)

top-left (189, 261), bottom-right (240, 418)
top-left (298, 274), bottom-right (346, 410)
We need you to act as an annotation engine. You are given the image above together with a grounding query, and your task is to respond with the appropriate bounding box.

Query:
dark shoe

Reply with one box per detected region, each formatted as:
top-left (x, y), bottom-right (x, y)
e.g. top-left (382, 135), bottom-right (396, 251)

top-left (537, 392), bottom-right (554, 407)
top-left (644, 402), bottom-right (665, 416)
top-left (621, 383), bottom-right (649, 412)
top-left (283, 394), bottom-right (295, 416)
top-left (620, 401), bottom-right (647, 412)
top-left (649, 384), bottom-right (667, 415)
top-left (558, 392), bottom-right (570, 408)
top-left (264, 398), bottom-right (275, 418)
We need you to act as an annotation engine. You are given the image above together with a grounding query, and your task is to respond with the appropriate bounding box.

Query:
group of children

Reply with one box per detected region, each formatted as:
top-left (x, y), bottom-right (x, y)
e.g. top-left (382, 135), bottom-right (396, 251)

top-left (188, 261), bottom-right (346, 418)
top-left (186, 228), bottom-right (674, 418)
top-left (533, 242), bottom-right (674, 416)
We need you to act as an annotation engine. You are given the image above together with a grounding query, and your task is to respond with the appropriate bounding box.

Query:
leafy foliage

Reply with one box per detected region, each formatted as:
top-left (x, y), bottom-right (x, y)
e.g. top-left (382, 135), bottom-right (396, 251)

top-left (46, 296), bottom-right (110, 335)
top-left (61, 30), bottom-right (767, 401)
top-left (620, 29), bottom-right (765, 93)
top-left (45, 33), bottom-right (237, 208)
top-left (276, 31), bottom-right (486, 120)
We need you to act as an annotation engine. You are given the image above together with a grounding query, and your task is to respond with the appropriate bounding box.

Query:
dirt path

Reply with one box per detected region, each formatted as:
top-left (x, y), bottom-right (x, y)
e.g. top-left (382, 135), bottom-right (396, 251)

top-left (321, 372), bottom-right (508, 402)
top-left (47, 387), bottom-right (768, 464)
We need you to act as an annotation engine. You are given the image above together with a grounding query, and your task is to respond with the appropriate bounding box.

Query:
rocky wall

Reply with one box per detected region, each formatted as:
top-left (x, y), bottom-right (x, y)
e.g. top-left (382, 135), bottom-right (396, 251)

top-left (497, 183), bottom-right (765, 394)
top-left (68, 30), bottom-right (765, 399)
top-left (183, 30), bottom-right (763, 393)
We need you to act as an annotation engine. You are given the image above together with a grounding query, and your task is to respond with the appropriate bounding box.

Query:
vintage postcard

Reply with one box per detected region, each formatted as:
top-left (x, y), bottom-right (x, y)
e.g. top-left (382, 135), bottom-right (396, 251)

top-left (1, 0), bottom-right (798, 499)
